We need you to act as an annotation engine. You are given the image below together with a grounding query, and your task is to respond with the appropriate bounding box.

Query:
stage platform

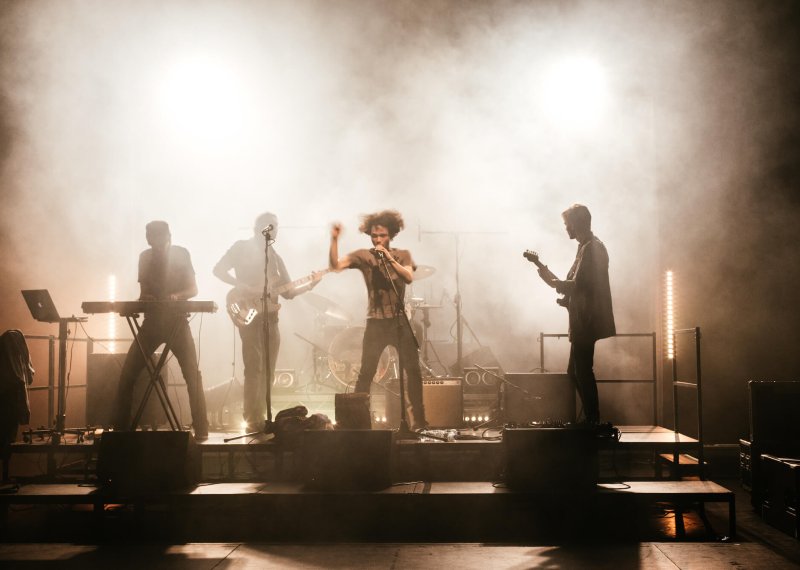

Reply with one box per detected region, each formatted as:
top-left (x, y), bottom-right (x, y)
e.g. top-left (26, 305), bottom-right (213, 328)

top-left (0, 424), bottom-right (732, 542)
top-left (7, 424), bottom-right (700, 483)
top-left (0, 479), bottom-right (734, 542)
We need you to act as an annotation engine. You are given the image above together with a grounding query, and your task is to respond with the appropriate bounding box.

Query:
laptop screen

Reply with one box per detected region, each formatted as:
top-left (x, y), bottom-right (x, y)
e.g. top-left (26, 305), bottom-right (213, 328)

top-left (21, 289), bottom-right (61, 323)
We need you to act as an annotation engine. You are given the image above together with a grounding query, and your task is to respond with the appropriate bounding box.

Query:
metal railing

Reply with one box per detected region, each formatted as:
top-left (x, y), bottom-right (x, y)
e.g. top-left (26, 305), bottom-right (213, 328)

top-left (538, 332), bottom-right (659, 426)
top-left (671, 326), bottom-right (704, 479)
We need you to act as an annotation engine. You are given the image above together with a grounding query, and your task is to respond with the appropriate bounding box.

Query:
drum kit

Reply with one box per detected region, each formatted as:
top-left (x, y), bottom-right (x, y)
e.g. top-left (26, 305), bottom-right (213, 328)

top-left (297, 265), bottom-right (441, 391)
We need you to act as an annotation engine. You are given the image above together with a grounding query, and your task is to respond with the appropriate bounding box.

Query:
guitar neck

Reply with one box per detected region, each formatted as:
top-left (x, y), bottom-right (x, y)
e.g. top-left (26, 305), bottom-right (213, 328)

top-left (272, 269), bottom-right (329, 295)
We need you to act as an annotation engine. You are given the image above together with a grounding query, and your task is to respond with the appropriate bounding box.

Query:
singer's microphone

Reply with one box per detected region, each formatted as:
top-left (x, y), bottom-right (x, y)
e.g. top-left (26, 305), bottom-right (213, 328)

top-left (261, 224), bottom-right (274, 236)
top-left (371, 248), bottom-right (384, 258)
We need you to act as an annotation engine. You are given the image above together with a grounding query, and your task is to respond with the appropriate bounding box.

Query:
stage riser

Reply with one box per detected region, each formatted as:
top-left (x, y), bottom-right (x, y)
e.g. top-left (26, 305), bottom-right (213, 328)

top-left (196, 445), bottom-right (659, 483)
top-left (3, 493), bottom-right (655, 543)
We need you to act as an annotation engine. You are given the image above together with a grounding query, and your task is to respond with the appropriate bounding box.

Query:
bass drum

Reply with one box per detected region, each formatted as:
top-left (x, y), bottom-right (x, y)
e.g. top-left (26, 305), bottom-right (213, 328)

top-left (327, 326), bottom-right (397, 387)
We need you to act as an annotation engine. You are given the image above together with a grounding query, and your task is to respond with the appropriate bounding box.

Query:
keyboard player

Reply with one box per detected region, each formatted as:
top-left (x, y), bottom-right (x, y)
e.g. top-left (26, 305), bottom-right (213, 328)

top-left (111, 220), bottom-right (209, 439)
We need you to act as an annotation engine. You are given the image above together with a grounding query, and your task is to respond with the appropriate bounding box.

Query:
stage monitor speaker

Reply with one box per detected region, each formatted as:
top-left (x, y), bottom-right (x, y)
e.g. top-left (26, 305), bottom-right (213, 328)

top-left (302, 429), bottom-right (392, 490)
top-left (504, 427), bottom-right (597, 492)
top-left (423, 378), bottom-right (463, 428)
top-left (97, 431), bottom-right (198, 493)
top-left (335, 393), bottom-right (371, 429)
top-left (503, 373), bottom-right (575, 424)
top-left (87, 353), bottom-right (170, 427)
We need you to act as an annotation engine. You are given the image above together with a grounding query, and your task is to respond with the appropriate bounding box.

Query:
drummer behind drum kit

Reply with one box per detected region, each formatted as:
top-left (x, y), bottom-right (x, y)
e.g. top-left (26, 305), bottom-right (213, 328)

top-left (297, 265), bottom-right (444, 396)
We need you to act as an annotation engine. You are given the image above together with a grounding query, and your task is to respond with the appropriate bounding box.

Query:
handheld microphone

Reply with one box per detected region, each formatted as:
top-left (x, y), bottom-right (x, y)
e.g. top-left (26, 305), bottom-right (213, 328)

top-left (371, 248), bottom-right (384, 259)
top-left (261, 224), bottom-right (274, 236)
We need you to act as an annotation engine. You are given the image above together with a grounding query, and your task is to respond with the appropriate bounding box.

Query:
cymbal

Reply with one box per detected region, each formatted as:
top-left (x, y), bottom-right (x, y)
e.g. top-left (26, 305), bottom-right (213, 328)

top-left (415, 304), bottom-right (441, 310)
top-left (414, 265), bottom-right (436, 280)
top-left (302, 292), bottom-right (350, 322)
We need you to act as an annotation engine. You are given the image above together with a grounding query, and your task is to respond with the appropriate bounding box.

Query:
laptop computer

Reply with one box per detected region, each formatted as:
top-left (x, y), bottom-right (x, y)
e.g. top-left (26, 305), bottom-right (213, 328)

top-left (21, 289), bottom-right (61, 323)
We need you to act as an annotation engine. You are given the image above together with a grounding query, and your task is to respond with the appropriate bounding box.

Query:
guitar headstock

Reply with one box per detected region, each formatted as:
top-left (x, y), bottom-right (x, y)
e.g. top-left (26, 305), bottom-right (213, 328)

top-left (523, 250), bottom-right (540, 263)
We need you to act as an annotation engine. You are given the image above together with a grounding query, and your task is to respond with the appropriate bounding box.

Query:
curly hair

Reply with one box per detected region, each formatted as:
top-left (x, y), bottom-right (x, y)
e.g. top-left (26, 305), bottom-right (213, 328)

top-left (358, 209), bottom-right (405, 238)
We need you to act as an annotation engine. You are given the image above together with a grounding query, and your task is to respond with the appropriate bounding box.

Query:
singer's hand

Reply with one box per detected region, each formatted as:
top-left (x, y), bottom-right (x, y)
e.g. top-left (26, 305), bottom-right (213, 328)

top-left (373, 244), bottom-right (390, 259)
top-left (330, 223), bottom-right (342, 240)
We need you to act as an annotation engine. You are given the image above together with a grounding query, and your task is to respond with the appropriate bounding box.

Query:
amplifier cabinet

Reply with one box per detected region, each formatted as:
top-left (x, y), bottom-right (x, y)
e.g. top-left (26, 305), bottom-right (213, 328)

top-left (422, 377), bottom-right (463, 428)
top-left (749, 381), bottom-right (800, 442)
top-left (504, 426), bottom-right (598, 493)
top-left (302, 429), bottom-right (392, 491)
top-left (97, 431), bottom-right (199, 493)
top-left (87, 353), bottom-right (171, 427)
top-left (761, 454), bottom-right (800, 538)
top-left (503, 373), bottom-right (576, 424)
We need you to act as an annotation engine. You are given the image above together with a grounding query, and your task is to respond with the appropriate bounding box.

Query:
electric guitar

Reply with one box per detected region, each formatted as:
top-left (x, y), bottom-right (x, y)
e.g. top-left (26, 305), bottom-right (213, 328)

top-left (523, 250), bottom-right (569, 308)
top-left (226, 269), bottom-right (330, 327)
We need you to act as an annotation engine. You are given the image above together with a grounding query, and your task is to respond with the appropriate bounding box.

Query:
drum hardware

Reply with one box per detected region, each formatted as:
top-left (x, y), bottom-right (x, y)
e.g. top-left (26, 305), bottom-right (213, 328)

top-left (325, 326), bottom-right (397, 388)
top-left (302, 292), bottom-right (351, 322)
top-left (414, 265), bottom-right (436, 281)
top-left (294, 332), bottom-right (348, 392)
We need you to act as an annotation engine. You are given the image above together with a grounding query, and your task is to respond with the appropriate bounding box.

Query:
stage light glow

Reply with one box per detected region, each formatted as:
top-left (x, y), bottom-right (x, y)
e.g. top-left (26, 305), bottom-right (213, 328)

top-left (155, 53), bottom-right (253, 151)
top-left (240, 420), bottom-right (249, 432)
top-left (540, 56), bottom-right (610, 130)
top-left (665, 270), bottom-right (675, 359)
top-left (107, 275), bottom-right (116, 353)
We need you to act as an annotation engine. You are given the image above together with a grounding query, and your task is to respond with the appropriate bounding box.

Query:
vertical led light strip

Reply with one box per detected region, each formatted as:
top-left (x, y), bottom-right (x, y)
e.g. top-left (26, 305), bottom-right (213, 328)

top-left (665, 270), bottom-right (675, 359)
top-left (108, 275), bottom-right (117, 353)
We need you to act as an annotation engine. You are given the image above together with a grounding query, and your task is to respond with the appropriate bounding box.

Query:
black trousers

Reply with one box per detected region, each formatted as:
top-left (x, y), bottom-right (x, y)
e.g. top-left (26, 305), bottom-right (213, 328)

top-left (113, 315), bottom-right (208, 433)
top-left (356, 317), bottom-right (426, 428)
top-left (567, 340), bottom-right (599, 423)
top-left (239, 314), bottom-right (280, 428)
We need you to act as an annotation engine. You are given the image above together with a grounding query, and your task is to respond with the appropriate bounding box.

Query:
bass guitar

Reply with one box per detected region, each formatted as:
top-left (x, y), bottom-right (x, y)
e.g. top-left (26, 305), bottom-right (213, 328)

top-left (226, 269), bottom-right (330, 327)
top-left (523, 250), bottom-right (569, 308)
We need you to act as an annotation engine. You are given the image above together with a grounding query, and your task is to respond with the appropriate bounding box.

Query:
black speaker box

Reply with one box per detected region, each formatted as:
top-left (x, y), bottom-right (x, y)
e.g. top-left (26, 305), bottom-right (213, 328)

top-left (504, 427), bottom-right (597, 492)
top-left (302, 429), bottom-right (392, 490)
top-left (503, 373), bottom-right (575, 424)
top-left (97, 431), bottom-right (199, 493)
top-left (87, 353), bottom-right (169, 427)
top-left (335, 393), bottom-right (371, 429)
top-left (749, 381), bottom-right (800, 443)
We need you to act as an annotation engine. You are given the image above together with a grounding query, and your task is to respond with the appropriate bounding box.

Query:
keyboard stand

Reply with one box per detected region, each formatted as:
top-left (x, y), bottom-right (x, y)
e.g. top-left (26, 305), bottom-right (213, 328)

top-left (122, 313), bottom-right (183, 431)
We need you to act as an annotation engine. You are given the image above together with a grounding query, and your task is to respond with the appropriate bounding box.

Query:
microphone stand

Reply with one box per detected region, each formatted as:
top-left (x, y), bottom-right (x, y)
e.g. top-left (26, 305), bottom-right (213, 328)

top-left (225, 227), bottom-right (275, 443)
top-left (471, 364), bottom-right (541, 430)
top-left (376, 251), bottom-right (445, 441)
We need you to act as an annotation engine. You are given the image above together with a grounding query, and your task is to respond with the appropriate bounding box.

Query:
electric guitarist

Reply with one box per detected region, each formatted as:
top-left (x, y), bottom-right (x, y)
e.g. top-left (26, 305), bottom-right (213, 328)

top-left (525, 204), bottom-right (615, 425)
top-left (213, 212), bottom-right (324, 432)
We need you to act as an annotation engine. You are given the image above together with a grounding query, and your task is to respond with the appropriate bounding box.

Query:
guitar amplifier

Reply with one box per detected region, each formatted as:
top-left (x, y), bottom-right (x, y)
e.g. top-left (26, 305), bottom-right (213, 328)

top-left (384, 377), bottom-right (463, 429)
top-left (423, 377), bottom-right (463, 428)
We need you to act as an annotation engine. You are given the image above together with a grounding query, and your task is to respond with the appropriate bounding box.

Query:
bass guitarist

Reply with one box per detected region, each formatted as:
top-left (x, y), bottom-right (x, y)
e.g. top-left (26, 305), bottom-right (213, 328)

top-left (213, 212), bottom-right (322, 432)
top-left (532, 204), bottom-right (615, 425)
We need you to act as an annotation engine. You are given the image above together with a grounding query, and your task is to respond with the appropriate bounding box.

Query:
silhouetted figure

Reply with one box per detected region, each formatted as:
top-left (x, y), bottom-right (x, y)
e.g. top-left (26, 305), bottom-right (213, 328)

top-left (213, 212), bottom-right (320, 432)
top-left (539, 204), bottom-right (615, 424)
top-left (329, 210), bottom-right (427, 430)
top-left (112, 221), bottom-right (209, 438)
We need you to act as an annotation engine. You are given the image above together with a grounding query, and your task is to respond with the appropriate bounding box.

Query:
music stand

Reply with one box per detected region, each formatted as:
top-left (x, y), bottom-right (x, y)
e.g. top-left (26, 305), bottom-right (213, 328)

top-left (21, 290), bottom-right (87, 445)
